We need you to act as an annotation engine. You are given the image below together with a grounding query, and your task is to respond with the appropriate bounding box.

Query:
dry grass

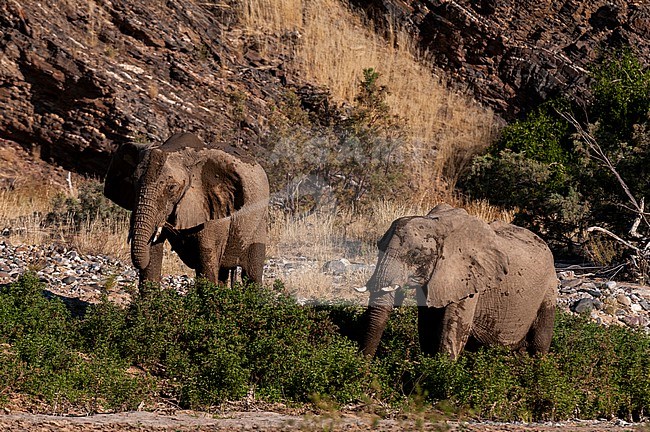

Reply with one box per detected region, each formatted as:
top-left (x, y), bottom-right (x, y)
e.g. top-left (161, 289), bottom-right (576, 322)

top-left (2, 1), bottom-right (507, 300)
top-left (268, 197), bottom-right (512, 299)
top-left (240, 0), bottom-right (500, 199)
top-left (269, 198), bottom-right (513, 261)
top-left (240, 0), bottom-right (303, 33)
top-left (0, 187), bottom-right (57, 245)
top-left (1, 179), bottom-right (511, 303)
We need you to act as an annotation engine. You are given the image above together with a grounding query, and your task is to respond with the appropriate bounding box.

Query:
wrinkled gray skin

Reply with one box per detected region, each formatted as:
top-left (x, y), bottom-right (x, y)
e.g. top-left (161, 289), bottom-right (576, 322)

top-left (104, 133), bottom-right (269, 287)
top-left (361, 203), bottom-right (557, 359)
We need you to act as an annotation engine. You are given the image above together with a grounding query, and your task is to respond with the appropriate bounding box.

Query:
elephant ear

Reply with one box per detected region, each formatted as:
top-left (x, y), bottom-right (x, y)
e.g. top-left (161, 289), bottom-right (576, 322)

top-left (425, 211), bottom-right (509, 308)
top-left (103, 142), bottom-right (150, 211)
top-left (172, 148), bottom-right (244, 230)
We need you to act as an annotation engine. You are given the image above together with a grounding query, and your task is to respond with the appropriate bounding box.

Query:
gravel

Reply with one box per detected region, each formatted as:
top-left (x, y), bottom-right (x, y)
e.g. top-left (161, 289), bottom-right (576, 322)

top-left (1, 241), bottom-right (650, 332)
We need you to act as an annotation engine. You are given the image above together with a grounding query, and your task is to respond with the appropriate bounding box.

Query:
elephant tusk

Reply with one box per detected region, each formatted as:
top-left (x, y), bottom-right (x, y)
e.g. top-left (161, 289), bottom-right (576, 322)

top-left (152, 226), bottom-right (163, 243)
top-left (380, 284), bottom-right (400, 292)
top-left (354, 286), bottom-right (368, 293)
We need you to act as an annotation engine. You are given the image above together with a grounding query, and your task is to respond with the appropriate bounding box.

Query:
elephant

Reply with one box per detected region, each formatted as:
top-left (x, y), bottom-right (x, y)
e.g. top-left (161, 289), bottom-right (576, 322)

top-left (357, 203), bottom-right (557, 359)
top-left (104, 132), bottom-right (269, 287)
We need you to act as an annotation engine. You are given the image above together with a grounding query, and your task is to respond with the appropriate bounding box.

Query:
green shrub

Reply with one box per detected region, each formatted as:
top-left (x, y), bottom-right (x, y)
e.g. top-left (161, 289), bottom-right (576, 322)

top-left (266, 68), bottom-right (407, 213)
top-left (0, 273), bottom-right (149, 412)
top-left (462, 50), bottom-right (650, 257)
top-left (3, 274), bottom-right (650, 419)
top-left (82, 278), bottom-right (370, 408)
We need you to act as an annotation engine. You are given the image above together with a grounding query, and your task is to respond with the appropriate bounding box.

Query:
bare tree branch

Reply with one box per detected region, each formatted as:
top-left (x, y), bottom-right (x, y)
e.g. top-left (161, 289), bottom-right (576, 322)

top-left (559, 111), bottom-right (650, 229)
top-left (630, 197), bottom-right (645, 238)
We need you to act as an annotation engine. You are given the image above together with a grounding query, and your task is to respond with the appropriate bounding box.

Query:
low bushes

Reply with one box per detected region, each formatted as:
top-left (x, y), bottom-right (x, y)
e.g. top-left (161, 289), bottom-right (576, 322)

top-left (1, 273), bottom-right (649, 421)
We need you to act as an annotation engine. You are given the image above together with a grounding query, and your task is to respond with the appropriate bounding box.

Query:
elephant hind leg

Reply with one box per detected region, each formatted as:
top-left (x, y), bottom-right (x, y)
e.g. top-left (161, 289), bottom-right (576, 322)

top-left (525, 299), bottom-right (556, 355)
top-left (241, 242), bottom-right (266, 285)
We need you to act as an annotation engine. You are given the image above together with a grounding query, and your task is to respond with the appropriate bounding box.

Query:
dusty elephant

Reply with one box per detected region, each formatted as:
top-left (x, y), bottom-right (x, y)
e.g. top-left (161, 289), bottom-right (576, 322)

top-left (357, 203), bottom-right (557, 359)
top-left (104, 132), bottom-right (269, 286)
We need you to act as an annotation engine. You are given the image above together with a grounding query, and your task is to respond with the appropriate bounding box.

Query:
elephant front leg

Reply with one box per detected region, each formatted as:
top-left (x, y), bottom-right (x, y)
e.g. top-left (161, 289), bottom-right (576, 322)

top-left (419, 293), bottom-right (479, 359)
top-left (138, 241), bottom-right (164, 293)
top-left (241, 242), bottom-right (266, 284)
top-left (196, 220), bottom-right (229, 284)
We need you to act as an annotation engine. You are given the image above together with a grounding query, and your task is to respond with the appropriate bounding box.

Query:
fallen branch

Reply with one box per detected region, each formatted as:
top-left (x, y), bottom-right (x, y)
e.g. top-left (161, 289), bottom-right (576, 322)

top-left (586, 226), bottom-right (640, 252)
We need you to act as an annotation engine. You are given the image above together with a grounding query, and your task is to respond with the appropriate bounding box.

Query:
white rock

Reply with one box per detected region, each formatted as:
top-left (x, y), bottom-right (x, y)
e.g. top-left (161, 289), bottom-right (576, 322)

top-left (616, 293), bottom-right (632, 306)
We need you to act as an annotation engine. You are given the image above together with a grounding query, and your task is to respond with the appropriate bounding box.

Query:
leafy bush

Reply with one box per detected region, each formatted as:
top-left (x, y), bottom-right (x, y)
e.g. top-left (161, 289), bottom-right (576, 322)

top-left (82, 278), bottom-right (369, 408)
top-left (396, 310), bottom-right (650, 421)
top-left (266, 68), bottom-right (408, 213)
top-left (0, 273), bottom-right (150, 411)
top-left (462, 50), bottom-right (650, 258)
top-left (47, 180), bottom-right (128, 229)
top-left (3, 274), bottom-right (650, 420)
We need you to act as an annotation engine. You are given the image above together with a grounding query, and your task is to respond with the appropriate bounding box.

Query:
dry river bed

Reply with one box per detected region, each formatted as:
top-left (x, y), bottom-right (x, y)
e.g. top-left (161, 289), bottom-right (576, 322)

top-left (0, 241), bottom-right (649, 431)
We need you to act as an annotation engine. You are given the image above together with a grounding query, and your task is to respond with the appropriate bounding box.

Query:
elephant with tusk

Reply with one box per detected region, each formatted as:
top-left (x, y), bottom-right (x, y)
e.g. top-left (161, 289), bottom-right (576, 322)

top-left (358, 203), bottom-right (558, 359)
top-left (104, 132), bottom-right (269, 287)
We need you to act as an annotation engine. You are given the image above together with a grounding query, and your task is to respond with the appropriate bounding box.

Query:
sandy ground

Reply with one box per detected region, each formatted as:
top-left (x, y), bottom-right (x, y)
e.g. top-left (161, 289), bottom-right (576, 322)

top-left (0, 410), bottom-right (646, 431)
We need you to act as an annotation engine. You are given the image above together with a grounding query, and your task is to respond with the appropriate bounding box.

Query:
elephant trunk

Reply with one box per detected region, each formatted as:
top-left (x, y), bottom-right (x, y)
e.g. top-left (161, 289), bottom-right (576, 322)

top-left (362, 291), bottom-right (395, 357)
top-left (361, 251), bottom-right (402, 357)
top-left (131, 186), bottom-right (159, 270)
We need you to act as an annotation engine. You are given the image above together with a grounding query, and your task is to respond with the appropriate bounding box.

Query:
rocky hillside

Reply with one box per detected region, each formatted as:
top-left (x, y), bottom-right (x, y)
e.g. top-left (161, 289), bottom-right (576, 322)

top-left (0, 0), bottom-right (648, 180)
top-left (351, 0), bottom-right (650, 117)
top-left (0, 0), bottom-right (288, 179)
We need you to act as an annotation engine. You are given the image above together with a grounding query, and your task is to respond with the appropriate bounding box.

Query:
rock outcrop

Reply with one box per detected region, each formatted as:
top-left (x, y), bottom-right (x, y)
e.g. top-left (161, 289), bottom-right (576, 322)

top-left (350, 0), bottom-right (650, 118)
top-left (1, 0), bottom-right (648, 178)
top-left (0, 0), bottom-right (286, 177)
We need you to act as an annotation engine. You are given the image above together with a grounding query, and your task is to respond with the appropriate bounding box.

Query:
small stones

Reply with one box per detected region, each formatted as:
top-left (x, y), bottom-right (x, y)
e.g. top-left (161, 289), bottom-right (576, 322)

top-left (557, 270), bottom-right (575, 280)
top-left (579, 287), bottom-right (602, 298)
top-left (630, 303), bottom-right (644, 312)
top-left (581, 281), bottom-right (597, 290)
top-left (616, 293), bottom-right (632, 307)
top-left (604, 281), bottom-right (617, 290)
top-left (620, 315), bottom-right (649, 328)
top-left (322, 258), bottom-right (351, 275)
top-left (572, 298), bottom-right (595, 314)
top-left (61, 275), bottom-right (77, 285)
top-left (554, 270), bottom-right (650, 330)
top-left (559, 286), bottom-right (577, 294)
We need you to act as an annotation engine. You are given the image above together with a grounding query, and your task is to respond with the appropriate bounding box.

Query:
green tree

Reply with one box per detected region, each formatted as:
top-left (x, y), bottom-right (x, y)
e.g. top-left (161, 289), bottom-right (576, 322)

top-left (462, 50), bottom-right (650, 259)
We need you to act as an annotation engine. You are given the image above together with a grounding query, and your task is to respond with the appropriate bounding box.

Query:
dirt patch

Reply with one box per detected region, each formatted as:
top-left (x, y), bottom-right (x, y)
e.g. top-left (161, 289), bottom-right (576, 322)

top-left (0, 410), bottom-right (645, 431)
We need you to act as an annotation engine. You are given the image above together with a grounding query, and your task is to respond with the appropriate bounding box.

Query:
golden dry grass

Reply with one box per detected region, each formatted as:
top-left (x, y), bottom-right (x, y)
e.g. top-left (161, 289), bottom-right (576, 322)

top-left (268, 197), bottom-right (512, 299)
top-left (240, 0), bottom-right (500, 199)
top-left (0, 179), bottom-right (511, 302)
top-left (269, 198), bottom-right (513, 261)
top-left (0, 187), bottom-right (56, 245)
top-left (1, 1), bottom-right (507, 300)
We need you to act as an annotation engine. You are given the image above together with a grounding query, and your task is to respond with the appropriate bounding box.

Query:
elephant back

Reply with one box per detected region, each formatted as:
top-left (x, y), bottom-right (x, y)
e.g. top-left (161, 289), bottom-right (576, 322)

top-left (489, 221), bottom-right (554, 266)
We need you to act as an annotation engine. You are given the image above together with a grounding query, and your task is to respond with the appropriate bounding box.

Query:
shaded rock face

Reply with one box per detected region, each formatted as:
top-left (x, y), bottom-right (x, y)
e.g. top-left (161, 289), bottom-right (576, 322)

top-left (1, 1), bottom-right (648, 179)
top-left (350, 0), bottom-right (650, 118)
top-left (0, 0), bottom-right (285, 177)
